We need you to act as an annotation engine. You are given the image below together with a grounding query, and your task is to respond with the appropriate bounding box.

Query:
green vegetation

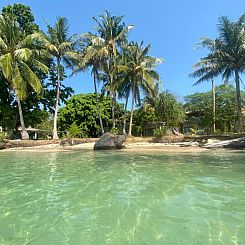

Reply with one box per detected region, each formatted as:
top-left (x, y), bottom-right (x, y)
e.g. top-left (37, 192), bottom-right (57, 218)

top-left (132, 91), bottom-right (185, 136)
top-left (0, 132), bottom-right (6, 142)
top-left (42, 17), bottom-right (80, 139)
top-left (0, 3), bottom-right (244, 139)
top-left (58, 94), bottom-right (123, 138)
top-left (0, 13), bottom-right (48, 139)
top-left (191, 14), bottom-right (245, 133)
top-left (153, 127), bottom-right (168, 139)
top-left (185, 84), bottom-right (244, 133)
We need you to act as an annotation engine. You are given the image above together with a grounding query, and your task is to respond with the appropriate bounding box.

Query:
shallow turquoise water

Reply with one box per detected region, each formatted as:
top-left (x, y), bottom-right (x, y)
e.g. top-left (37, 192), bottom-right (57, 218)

top-left (0, 150), bottom-right (245, 244)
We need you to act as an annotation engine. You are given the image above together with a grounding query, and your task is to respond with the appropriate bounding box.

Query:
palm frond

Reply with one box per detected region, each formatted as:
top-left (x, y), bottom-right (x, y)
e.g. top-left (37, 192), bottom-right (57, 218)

top-left (32, 59), bottom-right (49, 73)
top-left (0, 36), bottom-right (7, 50)
top-left (20, 61), bottom-right (42, 93)
top-left (14, 48), bottom-right (32, 61)
top-left (12, 64), bottom-right (26, 99)
top-left (0, 53), bottom-right (13, 80)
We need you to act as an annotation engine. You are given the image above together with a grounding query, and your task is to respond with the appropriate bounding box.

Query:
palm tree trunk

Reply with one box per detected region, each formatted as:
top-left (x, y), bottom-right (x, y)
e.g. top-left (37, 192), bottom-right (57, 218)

top-left (53, 58), bottom-right (61, 140)
top-left (110, 76), bottom-right (116, 128)
top-left (93, 72), bottom-right (104, 135)
top-left (122, 95), bottom-right (129, 135)
top-left (16, 95), bottom-right (29, 140)
top-left (234, 69), bottom-right (244, 133)
top-left (212, 79), bottom-right (216, 134)
top-left (128, 81), bottom-right (136, 136)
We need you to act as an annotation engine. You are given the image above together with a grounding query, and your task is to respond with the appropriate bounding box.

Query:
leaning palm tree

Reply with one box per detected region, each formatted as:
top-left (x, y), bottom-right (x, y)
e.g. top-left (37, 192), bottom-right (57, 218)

top-left (0, 15), bottom-right (48, 139)
top-left (123, 42), bottom-right (162, 136)
top-left (42, 17), bottom-right (79, 139)
top-left (92, 11), bottom-right (134, 128)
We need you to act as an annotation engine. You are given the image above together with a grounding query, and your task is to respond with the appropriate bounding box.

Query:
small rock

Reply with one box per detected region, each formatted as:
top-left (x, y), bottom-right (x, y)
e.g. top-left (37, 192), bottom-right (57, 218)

top-left (60, 138), bottom-right (75, 146)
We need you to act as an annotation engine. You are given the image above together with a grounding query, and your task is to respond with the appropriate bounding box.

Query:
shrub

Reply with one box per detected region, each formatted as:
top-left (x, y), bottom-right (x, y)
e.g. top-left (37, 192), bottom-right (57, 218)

top-left (110, 127), bottom-right (119, 135)
top-left (68, 122), bottom-right (83, 138)
top-left (153, 127), bottom-right (167, 139)
top-left (0, 132), bottom-right (6, 142)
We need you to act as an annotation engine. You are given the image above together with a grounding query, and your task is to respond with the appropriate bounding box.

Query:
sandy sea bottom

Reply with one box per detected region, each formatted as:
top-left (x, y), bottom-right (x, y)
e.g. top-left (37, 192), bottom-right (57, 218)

top-left (0, 150), bottom-right (244, 244)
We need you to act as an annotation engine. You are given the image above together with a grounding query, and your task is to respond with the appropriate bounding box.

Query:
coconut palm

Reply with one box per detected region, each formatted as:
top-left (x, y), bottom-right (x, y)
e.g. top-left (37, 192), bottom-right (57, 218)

top-left (190, 38), bottom-right (222, 133)
top-left (0, 15), bottom-right (48, 139)
top-left (123, 42), bottom-right (162, 136)
top-left (195, 15), bottom-right (245, 132)
top-left (216, 15), bottom-right (245, 132)
top-left (75, 33), bottom-right (108, 135)
top-left (192, 14), bottom-right (245, 133)
top-left (92, 11), bottom-right (134, 128)
top-left (42, 17), bottom-right (80, 139)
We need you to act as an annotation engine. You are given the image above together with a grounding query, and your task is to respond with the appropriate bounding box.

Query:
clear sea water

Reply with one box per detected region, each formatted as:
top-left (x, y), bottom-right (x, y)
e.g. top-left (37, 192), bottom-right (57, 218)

top-left (0, 150), bottom-right (244, 244)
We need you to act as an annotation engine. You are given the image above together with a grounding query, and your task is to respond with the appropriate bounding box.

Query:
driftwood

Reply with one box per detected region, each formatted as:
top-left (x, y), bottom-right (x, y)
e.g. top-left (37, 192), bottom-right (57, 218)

top-left (176, 142), bottom-right (200, 147)
top-left (203, 137), bottom-right (245, 149)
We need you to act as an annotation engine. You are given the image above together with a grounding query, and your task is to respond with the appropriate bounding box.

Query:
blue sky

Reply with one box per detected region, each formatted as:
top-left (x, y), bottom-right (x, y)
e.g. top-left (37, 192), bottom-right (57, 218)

top-left (1, 0), bottom-right (244, 100)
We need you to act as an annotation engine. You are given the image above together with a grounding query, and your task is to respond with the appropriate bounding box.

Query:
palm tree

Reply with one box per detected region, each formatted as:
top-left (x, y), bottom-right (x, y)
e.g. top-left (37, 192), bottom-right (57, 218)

top-left (123, 42), bottom-right (162, 136)
top-left (192, 14), bottom-right (245, 133)
top-left (0, 15), bottom-right (48, 139)
top-left (92, 11), bottom-right (134, 128)
top-left (216, 15), bottom-right (245, 132)
top-left (190, 38), bottom-right (221, 133)
top-left (194, 15), bottom-right (245, 132)
top-left (42, 17), bottom-right (79, 139)
top-left (75, 33), bottom-right (109, 135)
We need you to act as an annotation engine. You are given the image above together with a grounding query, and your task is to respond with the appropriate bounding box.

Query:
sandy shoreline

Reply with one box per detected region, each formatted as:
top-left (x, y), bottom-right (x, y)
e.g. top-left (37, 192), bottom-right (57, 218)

top-left (1, 142), bottom-right (211, 153)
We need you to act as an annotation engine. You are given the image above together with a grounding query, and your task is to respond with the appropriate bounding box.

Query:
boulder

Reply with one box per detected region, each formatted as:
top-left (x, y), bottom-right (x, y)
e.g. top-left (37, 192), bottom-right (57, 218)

top-left (94, 132), bottom-right (126, 150)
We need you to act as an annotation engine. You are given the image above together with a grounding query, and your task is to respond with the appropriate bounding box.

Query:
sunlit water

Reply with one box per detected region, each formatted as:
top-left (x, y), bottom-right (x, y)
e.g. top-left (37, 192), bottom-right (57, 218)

top-left (0, 150), bottom-right (245, 244)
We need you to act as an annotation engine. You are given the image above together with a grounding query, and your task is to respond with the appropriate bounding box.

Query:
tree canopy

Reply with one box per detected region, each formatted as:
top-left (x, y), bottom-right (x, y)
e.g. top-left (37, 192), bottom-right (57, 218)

top-left (58, 93), bottom-right (123, 138)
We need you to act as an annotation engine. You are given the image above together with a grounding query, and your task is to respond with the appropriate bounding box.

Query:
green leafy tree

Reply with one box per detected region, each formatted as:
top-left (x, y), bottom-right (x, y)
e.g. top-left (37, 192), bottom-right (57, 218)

top-left (0, 15), bottom-right (48, 139)
top-left (155, 91), bottom-right (185, 127)
top-left (185, 84), bottom-right (244, 133)
top-left (133, 103), bottom-right (156, 136)
top-left (58, 93), bottom-right (123, 138)
top-left (184, 92), bottom-right (212, 132)
top-left (2, 3), bottom-right (38, 34)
